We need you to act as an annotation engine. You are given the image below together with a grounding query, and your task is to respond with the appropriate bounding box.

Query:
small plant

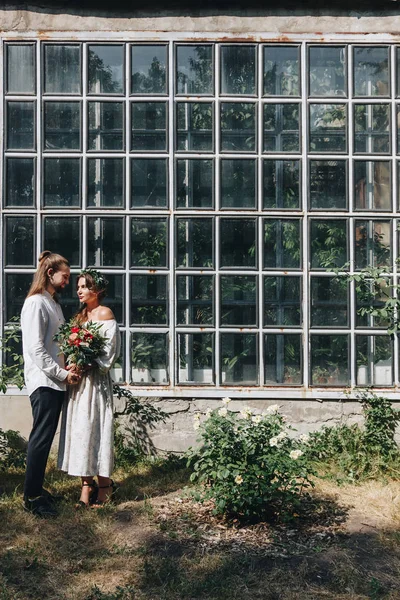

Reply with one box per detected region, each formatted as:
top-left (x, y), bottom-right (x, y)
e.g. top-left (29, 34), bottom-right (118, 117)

top-left (0, 317), bottom-right (24, 393)
top-left (0, 428), bottom-right (27, 471)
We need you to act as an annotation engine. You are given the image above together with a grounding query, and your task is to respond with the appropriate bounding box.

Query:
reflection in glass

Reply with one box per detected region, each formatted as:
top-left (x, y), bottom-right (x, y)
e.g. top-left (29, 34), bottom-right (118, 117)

top-left (264, 334), bottom-right (302, 385)
top-left (263, 46), bottom-right (300, 96)
top-left (356, 278), bottom-right (391, 328)
top-left (6, 217), bottom-right (35, 266)
top-left (220, 159), bottom-right (256, 209)
top-left (102, 275), bottom-right (125, 324)
top-left (131, 218), bottom-right (168, 268)
top-left (221, 333), bottom-right (258, 385)
top-left (44, 45), bottom-right (81, 94)
top-left (110, 331), bottom-right (124, 382)
top-left (221, 45), bottom-right (256, 95)
top-left (310, 220), bottom-right (348, 269)
top-left (355, 161), bottom-right (391, 210)
top-left (176, 102), bottom-right (213, 151)
top-left (356, 335), bottom-right (393, 386)
top-left (220, 219), bottom-right (256, 268)
top-left (354, 104), bottom-right (390, 154)
top-left (176, 159), bottom-right (213, 208)
top-left (264, 276), bottom-right (301, 326)
top-left (131, 158), bottom-right (168, 208)
top-left (88, 102), bottom-right (124, 151)
top-left (221, 103), bottom-right (256, 152)
top-left (355, 220), bottom-right (391, 269)
top-left (263, 160), bottom-right (300, 209)
top-left (354, 47), bottom-right (389, 97)
top-left (264, 219), bottom-right (301, 269)
top-left (7, 101), bottom-right (35, 150)
top-left (87, 158), bottom-right (124, 208)
top-left (44, 101), bottom-right (80, 150)
top-left (221, 276), bottom-right (257, 326)
top-left (43, 217), bottom-right (81, 266)
top-left (176, 45), bottom-right (213, 95)
top-left (5, 158), bottom-right (35, 207)
top-left (88, 45), bottom-right (124, 94)
top-left (310, 277), bottom-right (348, 327)
top-left (309, 104), bottom-right (346, 153)
top-left (176, 218), bottom-right (213, 268)
top-left (131, 45), bottom-right (167, 94)
top-left (131, 102), bottom-right (167, 151)
top-left (309, 46), bottom-right (346, 96)
top-left (310, 334), bottom-right (349, 386)
top-left (43, 158), bottom-right (80, 207)
top-left (178, 333), bottom-right (214, 384)
top-left (263, 103), bottom-right (300, 152)
top-left (88, 217), bottom-right (124, 267)
top-left (6, 44), bottom-right (35, 94)
top-left (309, 160), bottom-right (347, 210)
top-left (177, 275), bottom-right (213, 325)
top-left (5, 274), bottom-right (32, 322)
top-left (130, 275), bottom-right (168, 325)
top-left (131, 332), bottom-right (169, 384)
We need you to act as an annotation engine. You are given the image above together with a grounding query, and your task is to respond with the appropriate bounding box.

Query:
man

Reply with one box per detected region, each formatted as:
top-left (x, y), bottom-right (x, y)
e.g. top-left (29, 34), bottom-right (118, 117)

top-left (21, 250), bottom-right (80, 517)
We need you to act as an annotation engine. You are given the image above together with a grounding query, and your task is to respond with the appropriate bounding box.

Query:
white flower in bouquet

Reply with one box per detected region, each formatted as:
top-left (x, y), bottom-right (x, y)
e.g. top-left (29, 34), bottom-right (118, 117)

top-left (290, 449), bottom-right (303, 460)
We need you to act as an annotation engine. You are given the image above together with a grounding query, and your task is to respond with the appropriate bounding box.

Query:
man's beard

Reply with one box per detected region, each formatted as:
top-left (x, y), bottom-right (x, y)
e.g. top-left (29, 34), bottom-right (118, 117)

top-left (53, 283), bottom-right (65, 294)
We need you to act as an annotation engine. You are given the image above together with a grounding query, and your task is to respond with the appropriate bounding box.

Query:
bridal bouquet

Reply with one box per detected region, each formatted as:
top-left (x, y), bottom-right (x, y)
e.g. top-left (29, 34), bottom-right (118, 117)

top-left (54, 320), bottom-right (107, 368)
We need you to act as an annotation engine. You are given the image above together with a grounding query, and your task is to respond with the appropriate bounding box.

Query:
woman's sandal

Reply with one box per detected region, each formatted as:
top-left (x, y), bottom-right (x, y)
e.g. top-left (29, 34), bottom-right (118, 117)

top-left (90, 479), bottom-right (116, 509)
top-left (75, 481), bottom-right (98, 509)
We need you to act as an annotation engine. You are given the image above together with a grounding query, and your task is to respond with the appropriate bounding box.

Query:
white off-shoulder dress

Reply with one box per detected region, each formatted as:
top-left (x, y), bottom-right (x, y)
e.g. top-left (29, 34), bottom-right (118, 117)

top-left (58, 319), bottom-right (121, 478)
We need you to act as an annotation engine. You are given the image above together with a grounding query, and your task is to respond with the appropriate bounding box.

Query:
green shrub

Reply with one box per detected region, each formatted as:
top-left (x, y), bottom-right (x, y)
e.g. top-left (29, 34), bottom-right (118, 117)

top-left (0, 429), bottom-right (27, 471)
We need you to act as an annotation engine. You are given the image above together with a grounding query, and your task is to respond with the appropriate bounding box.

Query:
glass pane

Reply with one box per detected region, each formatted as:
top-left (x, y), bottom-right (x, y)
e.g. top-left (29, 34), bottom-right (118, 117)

top-left (111, 331), bottom-right (125, 382)
top-left (220, 219), bottom-right (256, 268)
top-left (44, 44), bottom-right (81, 94)
top-left (354, 104), bottom-right (390, 154)
top-left (220, 159), bottom-right (256, 209)
top-left (87, 158), bottom-right (124, 208)
top-left (264, 219), bottom-right (301, 269)
top-left (264, 276), bottom-right (301, 326)
top-left (88, 102), bottom-right (124, 151)
top-left (356, 335), bottom-right (393, 386)
top-left (220, 102), bottom-right (256, 152)
top-left (310, 219), bottom-right (348, 269)
top-left (356, 278), bottom-right (391, 328)
top-left (355, 161), bottom-right (391, 210)
top-left (264, 334), bottom-right (302, 385)
top-left (88, 44), bottom-right (124, 94)
top-left (263, 103), bottom-right (300, 153)
top-left (176, 218), bottom-right (213, 268)
top-left (131, 44), bottom-right (167, 94)
top-left (354, 47), bottom-right (389, 97)
top-left (309, 46), bottom-right (346, 97)
top-left (263, 159), bottom-right (300, 209)
top-left (176, 102), bottom-right (213, 151)
top-left (176, 159), bottom-right (213, 209)
top-left (5, 274), bottom-right (32, 322)
top-left (309, 160), bottom-right (347, 210)
top-left (178, 333), bottom-right (214, 384)
top-left (221, 333), bottom-right (258, 385)
top-left (310, 276), bottom-right (348, 327)
top-left (131, 218), bottom-right (168, 268)
top-left (43, 158), bottom-right (81, 208)
top-left (44, 101), bottom-right (81, 150)
top-left (355, 220), bottom-right (391, 269)
top-left (102, 274), bottom-right (125, 324)
top-left (221, 45), bottom-right (256, 95)
top-left (263, 46), bottom-right (300, 96)
top-left (43, 217), bottom-right (81, 266)
top-left (87, 217), bottom-right (124, 267)
top-left (177, 275), bottom-right (214, 325)
top-left (5, 158), bottom-right (35, 207)
top-left (221, 275), bottom-right (257, 326)
top-left (310, 334), bottom-right (349, 386)
top-left (131, 158), bottom-right (168, 208)
top-left (5, 216), bottom-right (35, 266)
top-left (131, 102), bottom-right (167, 151)
top-left (131, 332), bottom-right (169, 385)
top-left (7, 101), bottom-right (35, 150)
top-left (6, 44), bottom-right (35, 94)
top-left (309, 104), bottom-right (346, 153)
top-left (130, 275), bottom-right (168, 325)
top-left (176, 45), bottom-right (213, 95)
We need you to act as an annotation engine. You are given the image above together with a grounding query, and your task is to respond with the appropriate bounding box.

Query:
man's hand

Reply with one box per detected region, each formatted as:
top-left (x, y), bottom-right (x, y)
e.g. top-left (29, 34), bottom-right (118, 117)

top-left (66, 370), bottom-right (81, 385)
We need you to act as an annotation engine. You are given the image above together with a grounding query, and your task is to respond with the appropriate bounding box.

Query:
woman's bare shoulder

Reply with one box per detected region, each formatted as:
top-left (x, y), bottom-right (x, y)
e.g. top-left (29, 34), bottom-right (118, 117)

top-left (95, 306), bottom-right (115, 321)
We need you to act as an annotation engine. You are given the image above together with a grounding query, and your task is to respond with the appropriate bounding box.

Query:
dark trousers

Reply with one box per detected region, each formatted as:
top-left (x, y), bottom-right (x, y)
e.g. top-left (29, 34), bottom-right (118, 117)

top-left (23, 386), bottom-right (65, 498)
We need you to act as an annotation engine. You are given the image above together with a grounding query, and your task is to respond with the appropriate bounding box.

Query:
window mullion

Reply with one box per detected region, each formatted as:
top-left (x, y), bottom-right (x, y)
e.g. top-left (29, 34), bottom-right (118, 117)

top-left (301, 41), bottom-right (309, 388)
top-left (168, 41), bottom-right (175, 388)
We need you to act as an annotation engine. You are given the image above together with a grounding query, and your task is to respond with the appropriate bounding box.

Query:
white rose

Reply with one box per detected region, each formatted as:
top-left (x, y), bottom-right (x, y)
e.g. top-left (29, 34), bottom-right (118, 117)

top-left (269, 437), bottom-right (279, 447)
top-left (193, 421), bottom-right (200, 430)
top-left (277, 431), bottom-right (287, 440)
top-left (289, 449), bottom-right (303, 460)
top-left (193, 412), bottom-right (201, 421)
top-left (222, 397), bottom-right (231, 405)
top-left (265, 404), bottom-right (280, 414)
top-left (252, 415), bottom-right (262, 424)
top-left (218, 407), bottom-right (228, 417)
top-left (240, 407), bottom-right (253, 420)
top-left (234, 475), bottom-right (243, 485)
top-left (299, 434), bottom-right (310, 444)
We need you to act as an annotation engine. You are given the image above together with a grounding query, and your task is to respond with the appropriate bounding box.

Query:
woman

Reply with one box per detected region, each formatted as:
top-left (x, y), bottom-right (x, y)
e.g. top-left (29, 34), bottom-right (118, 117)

top-left (58, 268), bottom-right (121, 507)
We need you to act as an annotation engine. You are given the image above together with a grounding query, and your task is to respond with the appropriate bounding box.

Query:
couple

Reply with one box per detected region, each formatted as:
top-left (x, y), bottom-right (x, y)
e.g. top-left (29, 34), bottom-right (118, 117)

top-left (21, 251), bottom-right (121, 517)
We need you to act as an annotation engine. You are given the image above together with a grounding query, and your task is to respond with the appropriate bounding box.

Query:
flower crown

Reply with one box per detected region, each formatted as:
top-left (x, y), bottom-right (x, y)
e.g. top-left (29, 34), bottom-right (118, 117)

top-left (79, 268), bottom-right (109, 290)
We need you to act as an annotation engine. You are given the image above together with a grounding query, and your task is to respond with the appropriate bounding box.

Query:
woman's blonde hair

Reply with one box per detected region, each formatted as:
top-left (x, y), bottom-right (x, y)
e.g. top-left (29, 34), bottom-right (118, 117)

top-left (27, 250), bottom-right (70, 298)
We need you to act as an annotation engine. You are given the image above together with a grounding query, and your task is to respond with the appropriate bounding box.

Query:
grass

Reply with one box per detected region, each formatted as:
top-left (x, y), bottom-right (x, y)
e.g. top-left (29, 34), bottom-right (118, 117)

top-left (1, 458), bottom-right (400, 600)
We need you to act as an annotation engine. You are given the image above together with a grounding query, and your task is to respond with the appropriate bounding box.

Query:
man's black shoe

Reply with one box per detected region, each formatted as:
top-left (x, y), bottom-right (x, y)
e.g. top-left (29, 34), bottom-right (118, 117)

top-left (23, 495), bottom-right (58, 518)
top-left (41, 489), bottom-right (64, 504)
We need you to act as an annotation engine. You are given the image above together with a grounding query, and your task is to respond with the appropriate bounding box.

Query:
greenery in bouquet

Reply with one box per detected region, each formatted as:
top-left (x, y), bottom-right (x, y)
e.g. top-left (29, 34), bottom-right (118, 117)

top-left (54, 319), bottom-right (107, 368)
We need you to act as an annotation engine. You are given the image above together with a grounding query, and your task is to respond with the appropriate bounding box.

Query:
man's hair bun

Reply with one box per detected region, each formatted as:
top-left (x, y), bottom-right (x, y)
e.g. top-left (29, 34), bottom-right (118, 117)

top-left (38, 250), bottom-right (52, 263)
